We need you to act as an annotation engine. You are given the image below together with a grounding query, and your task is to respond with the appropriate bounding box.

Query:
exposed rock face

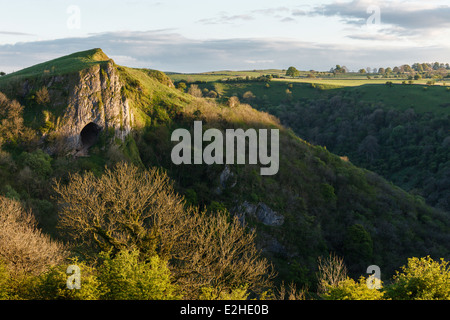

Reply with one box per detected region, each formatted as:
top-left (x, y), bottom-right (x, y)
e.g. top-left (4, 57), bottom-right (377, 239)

top-left (215, 165), bottom-right (237, 194)
top-left (235, 201), bottom-right (284, 226)
top-left (54, 61), bottom-right (133, 154)
top-left (258, 232), bottom-right (287, 256)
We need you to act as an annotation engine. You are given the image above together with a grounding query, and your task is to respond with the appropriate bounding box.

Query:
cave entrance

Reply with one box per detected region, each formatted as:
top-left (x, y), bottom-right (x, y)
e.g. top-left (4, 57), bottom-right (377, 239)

top-left (80, 122), bottom-right (101, 148)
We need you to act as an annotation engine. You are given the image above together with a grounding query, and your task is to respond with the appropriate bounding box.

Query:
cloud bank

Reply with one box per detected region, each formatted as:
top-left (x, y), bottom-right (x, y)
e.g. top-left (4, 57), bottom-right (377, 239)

top-left (0, 30), bottom-right (448, 74)
top-left (310, 0), bottom-right (450, 37)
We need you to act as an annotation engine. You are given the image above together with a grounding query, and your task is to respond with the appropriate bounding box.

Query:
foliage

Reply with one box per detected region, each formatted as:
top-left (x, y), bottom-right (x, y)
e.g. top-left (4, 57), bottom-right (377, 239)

top-left (0, 92), bottom-right (31, 145)
top-left (98, 249), bottom-right (180, 300)
top-left (316, 253), bottom-right (348, 294)
top-left (286, 66), bottom-right (300, 77)
top-left (188, 84), bottom-right (203, 97)
top-left (321, 276), bottom-right (385, 300)
top-left (343, 224), bottom-right (373, 272)
top-left (53, 162), bottom-right (273, 298)
top-left (20, 149), bottom-right (53, 179)
top-left (0, 196), bottom-right (67, 278)
top-left (53, 162), bottom-right (189, 259)
top-left (266, 92), bottom-right (450, 212)
top-left (199, 285), bottom-right (250, 300)
top-left (35, 87), bottom-right (50, 105)
top-left (0, 260), bottom-right (11, 300)
top-left (385, 256), bottom-right (450, 300)
top-left (26, 260), bottom-right (101, 300)
top-left (227, 96), bottom-right (240, 108)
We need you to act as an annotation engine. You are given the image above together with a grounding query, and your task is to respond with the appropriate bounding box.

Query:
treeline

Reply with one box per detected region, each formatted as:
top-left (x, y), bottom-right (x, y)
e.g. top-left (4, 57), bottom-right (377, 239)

top-left (359, 62), bottom-right (450, 75)
top-left (285, 62), bottom-right (450, 76)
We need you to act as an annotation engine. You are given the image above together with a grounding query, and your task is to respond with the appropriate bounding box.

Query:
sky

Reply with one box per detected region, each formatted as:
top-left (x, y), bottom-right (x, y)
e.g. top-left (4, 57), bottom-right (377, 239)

top-left (1, 0), bottom-right (450, 73)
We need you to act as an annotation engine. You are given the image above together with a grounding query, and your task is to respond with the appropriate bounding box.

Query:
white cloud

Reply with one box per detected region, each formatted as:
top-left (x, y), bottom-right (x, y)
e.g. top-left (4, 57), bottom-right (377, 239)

top-left (309, 0), bottom-right (450, 37)
top-left (0, 30), bottom-right (449, 74)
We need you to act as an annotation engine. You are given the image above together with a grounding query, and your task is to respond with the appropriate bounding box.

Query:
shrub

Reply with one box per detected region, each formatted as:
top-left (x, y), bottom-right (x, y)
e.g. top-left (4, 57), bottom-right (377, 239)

top-left (243, 91), bottom-right (256, 101)
top-left (207, 90), bottom-right (218, 98)
top-left (35, 87), bottom-right (50, 105)
top-left (187, 84), bottom-right (202, 97)
top-left (26, 260), bottom-right (101, 300)
top-left (20, 149), bottom-right (53, 179)
top-left (98, 250), bottom-right (180, 300)
top-left (0, 260), bottom-right (11, 299)
top-left (385, 256), bottom-right (450, 300)
top-left (0, 93), bottom-right (27, 144)
top-left (321, 276), bottom-right (385, 300)
top-left (227, 96), bottom-right (240, 108)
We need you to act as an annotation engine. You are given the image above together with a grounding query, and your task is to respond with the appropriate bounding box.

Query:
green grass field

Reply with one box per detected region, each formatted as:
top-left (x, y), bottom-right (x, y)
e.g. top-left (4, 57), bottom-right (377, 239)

top-left (169, 70), bottom-right (450, 116)
top-left (167, 69), bottom-right (286, 82)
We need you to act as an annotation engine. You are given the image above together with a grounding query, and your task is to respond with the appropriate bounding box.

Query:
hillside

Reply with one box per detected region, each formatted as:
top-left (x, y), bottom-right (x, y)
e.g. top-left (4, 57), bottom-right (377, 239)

top-left (170, 74), bottom-right (450, 214)
top-left (0, 49), bottom-right (449, 294)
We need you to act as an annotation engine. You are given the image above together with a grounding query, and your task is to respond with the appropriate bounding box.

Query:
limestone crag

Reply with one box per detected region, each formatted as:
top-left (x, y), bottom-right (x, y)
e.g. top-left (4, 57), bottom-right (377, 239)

top-left (235, 201), bottom-right (284, 227)
top-left (56, 61), bottom-right (133, 153)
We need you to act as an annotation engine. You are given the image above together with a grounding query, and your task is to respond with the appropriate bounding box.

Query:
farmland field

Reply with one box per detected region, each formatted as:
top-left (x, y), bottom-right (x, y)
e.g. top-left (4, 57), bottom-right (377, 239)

top-left (169, 70), bottom-right (450, 116)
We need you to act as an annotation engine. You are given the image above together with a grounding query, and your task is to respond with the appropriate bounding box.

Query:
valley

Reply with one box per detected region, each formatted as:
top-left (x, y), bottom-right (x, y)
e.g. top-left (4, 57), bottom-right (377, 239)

top-left (0, 49), bottom-right (449, 300)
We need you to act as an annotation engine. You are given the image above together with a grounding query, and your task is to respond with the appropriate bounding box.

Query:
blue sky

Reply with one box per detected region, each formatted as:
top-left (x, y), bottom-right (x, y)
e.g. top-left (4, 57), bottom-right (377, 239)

top-left (1, 0), bottom-right (450, 73)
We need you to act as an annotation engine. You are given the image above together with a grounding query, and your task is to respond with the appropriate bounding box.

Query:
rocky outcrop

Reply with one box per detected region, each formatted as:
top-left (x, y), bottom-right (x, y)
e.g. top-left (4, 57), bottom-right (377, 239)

top-left (235, 201), bottom-right (284, 226)
top-left (215, 165), bottom-right (237, 194)
top-left (55, 61), bottom-right (133, 154)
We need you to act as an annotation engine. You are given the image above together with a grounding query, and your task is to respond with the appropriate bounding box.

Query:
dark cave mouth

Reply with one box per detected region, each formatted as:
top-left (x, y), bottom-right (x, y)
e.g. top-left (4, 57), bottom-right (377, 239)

top-left (80, 122), bottom-right (102, 148)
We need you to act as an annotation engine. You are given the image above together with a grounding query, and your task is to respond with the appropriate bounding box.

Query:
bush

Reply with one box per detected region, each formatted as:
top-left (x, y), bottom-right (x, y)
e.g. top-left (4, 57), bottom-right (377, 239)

top-left (20, 150), bottom-right (52, 179)
top-left (187, 84), bottom-right (202, 98)
top-left (0, 260), bottom-right (11, 299)
top-left (385, 256), bottom-right (450, 300)
top-left (98, 249), bottom-right (180, 300)
top-left (227, 96), bottom-right (240, 108)
top-left (322, 276), bottom-right (385, 300)
top-left (26, 261), bottom-right (101, 300)
top-left (207, 90), bottom-right (218, 98)
top-left (35, 87), bottom-right (50, 105)
top-left (243, 91), bottom-right (256, 101)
